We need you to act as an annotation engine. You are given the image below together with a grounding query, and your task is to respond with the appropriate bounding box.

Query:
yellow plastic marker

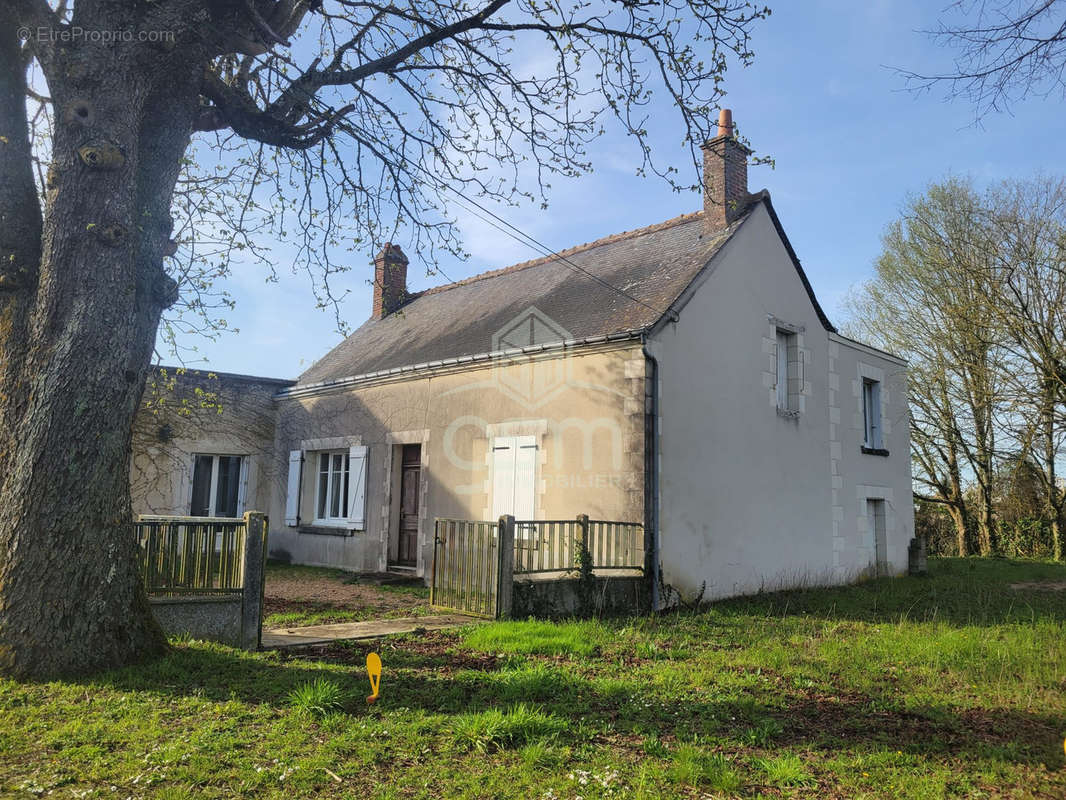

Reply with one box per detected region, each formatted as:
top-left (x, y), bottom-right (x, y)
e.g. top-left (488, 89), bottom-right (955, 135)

top-left (366, 652), bottom-right (382, 704)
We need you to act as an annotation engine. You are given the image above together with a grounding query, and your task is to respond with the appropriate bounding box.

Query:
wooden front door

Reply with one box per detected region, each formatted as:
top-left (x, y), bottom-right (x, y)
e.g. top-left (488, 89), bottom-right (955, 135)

top-left (397, 444), bottom-right (421, 567)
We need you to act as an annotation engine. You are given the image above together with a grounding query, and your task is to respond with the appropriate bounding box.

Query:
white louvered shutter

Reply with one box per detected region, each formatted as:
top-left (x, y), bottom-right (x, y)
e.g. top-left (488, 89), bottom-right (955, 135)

top-left (284, 450), bottom-right (302, 526)
top-left (491, 436), bottom-right (536, 521)
top-left (347, 445), bottom-right (368, 530)
top-left (491, 438), bottom-right (516, 520)
top-left (513, 437), bottom-right (537, 521)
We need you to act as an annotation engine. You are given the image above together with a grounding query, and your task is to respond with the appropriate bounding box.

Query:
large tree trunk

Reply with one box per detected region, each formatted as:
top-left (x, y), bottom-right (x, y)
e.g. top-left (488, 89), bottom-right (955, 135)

top-left (1042, 409), bottom-right (1063, 561)
top-left (975, 486), bottom-right (995, 556)
top-left (946, 503), bottom-right (968, 557)
top-left (943, 430), bottom-right (970, 557)
top-left (0, 12), bottom-right (204, 677)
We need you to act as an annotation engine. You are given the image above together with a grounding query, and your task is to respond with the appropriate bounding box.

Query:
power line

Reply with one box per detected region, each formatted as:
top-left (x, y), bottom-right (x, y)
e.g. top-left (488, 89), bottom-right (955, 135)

top-left (402, 158), bottom-right (673, 318)
top-left (444, 184), bottom-right (670, 317)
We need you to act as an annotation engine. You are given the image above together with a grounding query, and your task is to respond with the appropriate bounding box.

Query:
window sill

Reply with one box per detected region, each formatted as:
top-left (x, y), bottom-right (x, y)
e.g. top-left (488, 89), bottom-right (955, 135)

top-left (776, 407), bottom-right (800, 420)
top-left (298, 524), bottom-right (356, 537)
top-left (861, 446), bottom-right (890, 457)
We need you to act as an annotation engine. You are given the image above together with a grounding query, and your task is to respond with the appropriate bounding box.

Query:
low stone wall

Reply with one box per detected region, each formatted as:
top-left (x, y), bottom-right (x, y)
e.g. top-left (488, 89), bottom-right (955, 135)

top-left (512, 572), bottom-right (649, 618)
top-left (149, 595), bottom-right (244, 647)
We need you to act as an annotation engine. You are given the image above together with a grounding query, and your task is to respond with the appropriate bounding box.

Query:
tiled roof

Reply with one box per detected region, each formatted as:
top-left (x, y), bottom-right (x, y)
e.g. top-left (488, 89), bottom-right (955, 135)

top-left (295, 192), bottom-right (832, 387)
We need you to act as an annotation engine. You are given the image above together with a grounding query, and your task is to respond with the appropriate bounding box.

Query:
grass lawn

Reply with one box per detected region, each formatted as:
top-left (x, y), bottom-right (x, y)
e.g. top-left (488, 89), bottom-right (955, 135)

top-left (3, 557), bottom-right (1065, 798)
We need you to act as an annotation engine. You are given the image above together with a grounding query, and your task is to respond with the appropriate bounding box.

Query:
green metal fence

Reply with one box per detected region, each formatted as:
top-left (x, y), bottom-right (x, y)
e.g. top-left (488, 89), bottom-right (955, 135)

top-left (586, 519), bottom-right (644, 572)
top-left (512, 519), bottom-right (581, 574)
top-left (430, 519), bottom-right (502, 618)
top-left (136, 516), bottom-right (247, 594)
top-left (431, 515), bottom-right (645, 618)
top-left (513, 517), bottom-right (644, 575)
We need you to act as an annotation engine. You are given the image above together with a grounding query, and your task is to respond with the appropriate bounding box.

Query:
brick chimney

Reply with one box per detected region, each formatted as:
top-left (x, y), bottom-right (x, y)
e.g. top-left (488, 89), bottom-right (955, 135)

top-left (701, 109), bottom-right (752, 233)
top-left (371, 243), bottom-right (409, 319)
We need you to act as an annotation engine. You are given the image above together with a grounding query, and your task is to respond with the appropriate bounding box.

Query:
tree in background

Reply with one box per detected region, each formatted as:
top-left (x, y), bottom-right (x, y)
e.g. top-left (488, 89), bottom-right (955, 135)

top-left (0, 0), bottom-right (770, 678)
top-left (982, 178), bottom-right (1066, 559)
top-left (900, 0), bottom-right (1066, 119)
top-left (845, 179), bottom-right (1007, 556)
top-left (845, 176), bottom-right (1066, 559)
top-left (992, 457), bottom-right (1054, 558)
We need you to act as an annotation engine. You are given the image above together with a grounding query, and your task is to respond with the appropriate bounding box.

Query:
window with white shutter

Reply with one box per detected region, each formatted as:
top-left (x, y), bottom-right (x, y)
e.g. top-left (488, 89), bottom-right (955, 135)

top-left (313, 450), bottom-right (350, 523)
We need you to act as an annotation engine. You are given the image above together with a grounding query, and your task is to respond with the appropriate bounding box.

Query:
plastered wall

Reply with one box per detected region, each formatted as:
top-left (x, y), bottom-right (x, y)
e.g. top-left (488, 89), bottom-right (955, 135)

top-left (650, 203), bottom-right (912, 600)
top-left (269, 344), bottom-right (647, 577)
top-left (130, 369), bottom-right (287, 519)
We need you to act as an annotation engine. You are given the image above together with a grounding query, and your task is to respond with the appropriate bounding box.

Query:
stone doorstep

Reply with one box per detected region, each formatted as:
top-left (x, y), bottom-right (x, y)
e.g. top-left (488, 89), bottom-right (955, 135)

top-left (260, 613), bottom-right (479, 649)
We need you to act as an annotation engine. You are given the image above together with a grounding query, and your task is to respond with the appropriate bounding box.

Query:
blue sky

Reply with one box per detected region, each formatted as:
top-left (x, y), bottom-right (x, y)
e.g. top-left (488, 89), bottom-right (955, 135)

top-left (170, 1), bottom-right (1062, 379)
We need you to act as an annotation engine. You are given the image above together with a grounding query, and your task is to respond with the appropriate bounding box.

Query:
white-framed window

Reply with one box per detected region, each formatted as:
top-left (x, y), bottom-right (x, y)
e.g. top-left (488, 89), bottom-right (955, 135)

top-left (775, 328), bottom-right (799, 413)
top-left (862, 378), bottom-right (882, 449)
top-left (315, 450), bottom-right (350, 523)
top-left (190, 454), bottom-right (245, 518)
top-left (286, 444), bottom-right (368, 530)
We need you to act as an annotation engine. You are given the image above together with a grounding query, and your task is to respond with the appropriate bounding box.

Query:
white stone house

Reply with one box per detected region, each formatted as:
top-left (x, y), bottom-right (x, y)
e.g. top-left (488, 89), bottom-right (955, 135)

top-left (132, 111), bottom-right (913, 602)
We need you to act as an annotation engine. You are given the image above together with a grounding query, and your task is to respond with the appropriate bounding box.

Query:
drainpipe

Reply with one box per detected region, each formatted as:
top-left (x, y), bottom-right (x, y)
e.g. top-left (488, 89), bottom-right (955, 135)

top-left (642, 340), bottom-right (661, 611)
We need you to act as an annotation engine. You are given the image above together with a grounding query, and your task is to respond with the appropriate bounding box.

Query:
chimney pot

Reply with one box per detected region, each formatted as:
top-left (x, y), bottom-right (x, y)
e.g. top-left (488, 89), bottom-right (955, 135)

top-left (371, 243), bottom-right (409, 319)
top-left (717, 108), bottom-right (733, 138)
top-left (701, 108), bottom-right (751, 234)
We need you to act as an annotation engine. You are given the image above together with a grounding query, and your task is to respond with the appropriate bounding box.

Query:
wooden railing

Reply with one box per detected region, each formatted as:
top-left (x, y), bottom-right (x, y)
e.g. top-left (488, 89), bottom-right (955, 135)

top-left (136, 516), bottom-right (247, 594)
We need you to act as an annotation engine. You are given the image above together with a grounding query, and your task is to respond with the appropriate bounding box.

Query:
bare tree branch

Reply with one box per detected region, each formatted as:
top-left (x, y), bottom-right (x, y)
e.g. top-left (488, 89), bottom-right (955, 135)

top-left (898, 0), bottom-right (1066, 119)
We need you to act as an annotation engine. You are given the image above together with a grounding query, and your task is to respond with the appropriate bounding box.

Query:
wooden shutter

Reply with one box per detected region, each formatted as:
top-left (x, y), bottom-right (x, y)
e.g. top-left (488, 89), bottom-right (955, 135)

top-left (513, 437), bottom-right (537, 521)
top-left (347, 445), bottom-right (368, 530)
top-left (491, 436), bottom-right (536, 521)
top-left (285, 450), bottom-right (302, 526)
top-left (491, 437), bottom-right (516, 520)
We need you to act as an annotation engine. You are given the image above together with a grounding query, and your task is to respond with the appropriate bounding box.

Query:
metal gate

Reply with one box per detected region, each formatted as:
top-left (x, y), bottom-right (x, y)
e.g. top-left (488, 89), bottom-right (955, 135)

top-left (430, 518), bottom-right (503, 618)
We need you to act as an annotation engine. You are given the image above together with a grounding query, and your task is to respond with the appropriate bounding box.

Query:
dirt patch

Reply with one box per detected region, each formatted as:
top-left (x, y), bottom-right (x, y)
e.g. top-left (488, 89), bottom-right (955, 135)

top-left (1010, 581), bottom-right (1066, 591)
top-left (266, 574), bottom-right (423, 608)
top-left (283, 631), bottom-right (501, 674)
top-left (264, 567), bottom-right (432, 626)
